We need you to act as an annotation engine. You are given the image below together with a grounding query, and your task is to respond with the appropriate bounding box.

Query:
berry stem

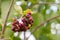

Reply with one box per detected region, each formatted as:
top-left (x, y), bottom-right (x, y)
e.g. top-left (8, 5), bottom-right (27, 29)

top-left (24, 31), bottom-right (27, 40)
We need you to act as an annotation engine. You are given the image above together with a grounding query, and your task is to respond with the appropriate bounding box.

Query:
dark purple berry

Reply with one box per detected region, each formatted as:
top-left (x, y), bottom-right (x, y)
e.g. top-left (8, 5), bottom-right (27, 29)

top-left (28, 12), bottom-right (31, 15)
top-left (26, 14), bottom-right (31, 18)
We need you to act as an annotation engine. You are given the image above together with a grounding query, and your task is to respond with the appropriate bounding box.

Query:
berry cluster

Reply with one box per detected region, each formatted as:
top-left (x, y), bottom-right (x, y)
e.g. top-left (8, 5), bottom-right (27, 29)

top-left (12, 12), bottom-right (33, 32)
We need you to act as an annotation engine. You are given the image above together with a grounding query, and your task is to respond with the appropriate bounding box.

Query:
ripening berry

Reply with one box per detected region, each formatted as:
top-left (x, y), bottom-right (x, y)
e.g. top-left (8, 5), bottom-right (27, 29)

top-left (12, 25), bottom-right (20, 32)
top-left (24, 26), bottom-right (28, 31)
top-left (12, 10), bottom-right (33, 32)
top-left (22, 18), bottom-right (28, 26)
top-left (28, 12), bottom-right (31, 15)
top-left (21, 23), bottom-right (25, 27)
top-left (16, 24), bottom-right (20, 32)
top-left (13, 21), bottom-right (19, 24)
top-left (26, 14), bottom-right (31, 18)
top-left (29, 17), bottom-right (33, 21)
top-left (22, 18), bottom-right (26, 23)
top-left (12, 18), bottom-right (17, 21)
top-left (12, 26), bottom-right (15, 32)
top-left (19, 23), bottom-right (25, 31)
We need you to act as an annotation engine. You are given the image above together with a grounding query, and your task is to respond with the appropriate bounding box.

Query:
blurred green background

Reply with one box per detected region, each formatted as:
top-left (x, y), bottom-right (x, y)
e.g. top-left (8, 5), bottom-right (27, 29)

top-left (0, 0), bottom-right (60, 40)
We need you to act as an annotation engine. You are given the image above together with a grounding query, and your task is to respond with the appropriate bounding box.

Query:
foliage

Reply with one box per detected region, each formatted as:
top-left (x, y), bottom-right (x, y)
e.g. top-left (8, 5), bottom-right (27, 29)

top-left (1, 0), bottom-right (60, 40)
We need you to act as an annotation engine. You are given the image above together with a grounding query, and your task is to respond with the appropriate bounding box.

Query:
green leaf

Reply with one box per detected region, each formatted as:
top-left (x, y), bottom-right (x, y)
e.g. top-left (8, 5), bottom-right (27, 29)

top-left (4, 28), bottom-right (14, 38)
top-left (12, 37), bottom-right (21, 40)
top-left (39, 35), bottom-right (52, 40)
top-left (29, 0), bottom-right (39, 4)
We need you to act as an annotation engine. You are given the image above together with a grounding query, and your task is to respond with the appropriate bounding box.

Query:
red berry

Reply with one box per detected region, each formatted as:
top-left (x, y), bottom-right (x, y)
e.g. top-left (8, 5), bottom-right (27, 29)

top-left (29, 17), bottom-right (33, 21)
top-left (28, 12), bottom-right (31, 15)
top-left (12, 26), bottom-right (18, 32)
top-left (26, 14), bottom-right (31, 18)
top-left (22, 18), bottom-right (29, 26)
top-left (12, 26), bottom-right (15, 31)
top-left (12, 18), bottom-right (17, 21)
top-left (12, 13), bottom-right (33, 32)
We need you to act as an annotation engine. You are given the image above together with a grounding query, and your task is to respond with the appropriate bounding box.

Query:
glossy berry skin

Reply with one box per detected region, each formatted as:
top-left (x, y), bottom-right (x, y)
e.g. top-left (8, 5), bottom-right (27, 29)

top-left (26, 14), bottom-right (31, 18)
top-left (22, 18), bottom-right (29, 26)
top-left (20, 23), bottom-right (28, 31)
top-left (12, 12), bottom-right (33, 32)
top-left (28, 12), bottom-right (31, 15)
top-left (12, 19), bottom-right (20, 32)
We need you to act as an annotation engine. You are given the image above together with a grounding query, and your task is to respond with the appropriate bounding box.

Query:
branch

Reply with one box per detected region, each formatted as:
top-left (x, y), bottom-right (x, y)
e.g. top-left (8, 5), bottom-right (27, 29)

top-left (2, 0), bottom-right (14, 34)
top-left (32, 15), bottom-right (60, 33)
top-left (27, 14), bottom-right (60, 39)
top-left (24, 31), bottom-right (27, 40)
